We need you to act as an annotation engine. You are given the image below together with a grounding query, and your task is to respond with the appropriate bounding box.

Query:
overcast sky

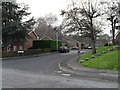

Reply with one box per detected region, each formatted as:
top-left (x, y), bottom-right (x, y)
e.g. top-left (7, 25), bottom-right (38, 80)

top-left (17, 0), bottom-right (70, 25)
top-left (16, 0), bottom-right (112, 35)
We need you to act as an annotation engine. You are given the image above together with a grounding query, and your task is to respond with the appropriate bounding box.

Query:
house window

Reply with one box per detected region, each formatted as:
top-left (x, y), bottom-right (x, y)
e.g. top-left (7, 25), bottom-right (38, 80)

top-left (7, 46), bottom-right (10, 51)
top-left (13, 46), bottom-right (17, 51)
top-left (19, 46), bottom-right (23, 50)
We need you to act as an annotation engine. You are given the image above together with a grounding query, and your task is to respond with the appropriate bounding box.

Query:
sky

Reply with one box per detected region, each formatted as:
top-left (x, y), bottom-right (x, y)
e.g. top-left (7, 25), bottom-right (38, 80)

top-left (17, 0), bottom-right (70, 25)
top-left (16, 0), bottom-right (112, 35)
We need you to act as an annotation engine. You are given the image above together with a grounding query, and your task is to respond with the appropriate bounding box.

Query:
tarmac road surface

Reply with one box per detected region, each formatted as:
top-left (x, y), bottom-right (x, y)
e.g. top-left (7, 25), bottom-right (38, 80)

top-left (2, 50), bottom-right (118, 88)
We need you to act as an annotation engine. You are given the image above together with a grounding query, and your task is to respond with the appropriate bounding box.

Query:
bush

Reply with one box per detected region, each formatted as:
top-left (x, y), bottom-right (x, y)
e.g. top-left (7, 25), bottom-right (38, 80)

top-left (24, 49), bottom-right (43, 55)
top-left (33, 40), bottom-right (62, 51)
top-left (2, 48), bottom-right (51, 58)
top-left (2, 51), bottom-right (18, 57)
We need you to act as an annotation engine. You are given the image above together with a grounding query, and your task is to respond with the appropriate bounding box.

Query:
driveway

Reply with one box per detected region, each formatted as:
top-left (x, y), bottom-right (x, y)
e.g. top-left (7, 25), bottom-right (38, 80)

top-left (2, 50), bottom-right (118, 88)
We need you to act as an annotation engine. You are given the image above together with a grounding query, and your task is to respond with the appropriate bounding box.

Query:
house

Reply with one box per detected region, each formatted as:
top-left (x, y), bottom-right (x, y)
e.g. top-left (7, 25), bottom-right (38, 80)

top-left (6, 30), bottom-right (39, 51)
top-left (108, 15), bottom-right (120, 45)
top-left (61, 38), bottom-right (84, 48)
top-left (115, 30), bottom-right (120, 45)
top-left (24, 30), bottom-right (39, 50)
top-left (40, 36), bottom-right (52, 40)
top-left (115, 15), bottom-right (120, 45)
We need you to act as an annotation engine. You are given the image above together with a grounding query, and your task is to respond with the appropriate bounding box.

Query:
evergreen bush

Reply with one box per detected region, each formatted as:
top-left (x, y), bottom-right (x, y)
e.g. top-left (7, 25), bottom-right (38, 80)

top-left (33, 40), bottom-right (62, 51)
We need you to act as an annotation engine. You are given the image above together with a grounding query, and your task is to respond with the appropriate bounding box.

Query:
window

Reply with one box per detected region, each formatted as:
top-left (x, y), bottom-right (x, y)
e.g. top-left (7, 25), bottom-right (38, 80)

top-left (19, 46), bottom-right (23, 50)
top-left (13, 46), bottom-right (17, 51)
top-left (7, 47), bottom-right (10, 51)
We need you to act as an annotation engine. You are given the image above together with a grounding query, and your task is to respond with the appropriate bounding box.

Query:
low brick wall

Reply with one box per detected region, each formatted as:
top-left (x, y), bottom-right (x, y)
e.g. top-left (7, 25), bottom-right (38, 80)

top-left (2, 48), bottom-right (52, 58)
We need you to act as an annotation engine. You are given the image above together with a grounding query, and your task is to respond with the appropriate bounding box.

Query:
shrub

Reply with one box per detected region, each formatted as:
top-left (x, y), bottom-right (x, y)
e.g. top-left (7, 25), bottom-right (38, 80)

top-left (2, 51), bottom-right (18, 57)
top-left (33, 40), bottom-right (62, 51)
top-left (2, 48), bottom-right (51, 58)
top-left (24, 49), bottom-right (43, 55)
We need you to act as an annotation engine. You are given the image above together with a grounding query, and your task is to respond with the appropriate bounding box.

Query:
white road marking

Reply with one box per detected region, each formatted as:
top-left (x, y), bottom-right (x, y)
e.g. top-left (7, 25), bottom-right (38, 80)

top-left (99, 73), bottom-right (118, 77)
top-left (61, 74), bottom-right (71, 77)
top-left (54, 71), bottom-right (62, 73)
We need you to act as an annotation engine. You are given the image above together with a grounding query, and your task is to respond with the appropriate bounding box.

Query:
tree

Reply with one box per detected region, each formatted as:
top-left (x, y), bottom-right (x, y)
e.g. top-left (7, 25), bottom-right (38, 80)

top-left (35, 15), bottom-right (70, 46)
top-left (61, 0), bottom-right (102, 54)
top-left (0, 2), bottom-right (2, 41)
top-left (2, 2), bottom-right (36, 50)
top-left (101, 1), bottom-right (119, 45)
top-left (72, 35), bottom-right (92, 45)
top-left (96, 34), bottom-right (110, 46)
top-left (35, 16), bottom-right (57, 39)
top-left (45, 13), bottom-right (58, 26)
top-left (118, 2), bottom-right (120, 15)
top-left (35, 14), bottom-right (66, 41)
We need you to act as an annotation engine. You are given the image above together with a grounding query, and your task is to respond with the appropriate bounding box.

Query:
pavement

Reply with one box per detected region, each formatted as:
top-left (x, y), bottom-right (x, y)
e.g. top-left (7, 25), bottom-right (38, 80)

top-left (2, 52), bottom-right (58, 60)
top-left (59, 52), bottom-right (119, 82)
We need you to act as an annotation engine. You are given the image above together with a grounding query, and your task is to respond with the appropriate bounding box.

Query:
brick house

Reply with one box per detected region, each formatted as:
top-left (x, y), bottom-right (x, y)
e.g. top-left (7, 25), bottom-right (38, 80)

top-left (115, 31), bottom-right (120, 45)
top-left (6, 30), bottom-right (39, 51)
top-left (115, 15), bottom-right (120, 45)
top-left (40, 36), bottom-right (52, 40)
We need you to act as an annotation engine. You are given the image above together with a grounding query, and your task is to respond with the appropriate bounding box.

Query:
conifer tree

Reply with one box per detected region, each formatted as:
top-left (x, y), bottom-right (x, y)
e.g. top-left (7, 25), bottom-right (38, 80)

top-left (2, 2), bottom-right (36, 50)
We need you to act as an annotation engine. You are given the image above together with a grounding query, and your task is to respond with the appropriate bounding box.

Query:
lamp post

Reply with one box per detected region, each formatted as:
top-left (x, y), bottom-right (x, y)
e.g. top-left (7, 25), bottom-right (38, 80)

top-left (54, 27), bottom-right (59, 51)
top-left (78, 43), bottom-right (81, 59)
top-left (56, 31), bottom-right (58, 51)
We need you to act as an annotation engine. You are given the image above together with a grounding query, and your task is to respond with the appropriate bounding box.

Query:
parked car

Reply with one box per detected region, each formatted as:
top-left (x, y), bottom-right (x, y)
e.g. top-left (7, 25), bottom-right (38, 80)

top-left (59, 46), bottom-right (70, 53)
top-left (71, 46), bottom-right (79, 50)
top-left (88, 46), bottom-right (92, 49)
top-left (84, 46), bottom-right (92, 49)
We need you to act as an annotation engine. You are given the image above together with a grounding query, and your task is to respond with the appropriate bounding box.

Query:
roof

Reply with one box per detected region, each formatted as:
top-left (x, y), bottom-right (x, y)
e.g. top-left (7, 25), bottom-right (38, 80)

top-left (28, 30), bottom-right (39, 40)
top-left (115, 31), bottom-right (120, 38)
top-left (40, 36), bottom-right (52, 40)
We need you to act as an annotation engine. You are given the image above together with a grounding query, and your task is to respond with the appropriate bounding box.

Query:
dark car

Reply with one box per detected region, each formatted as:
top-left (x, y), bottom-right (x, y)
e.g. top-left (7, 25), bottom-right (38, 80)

top-left (59, 46), bottom-right (70, 53)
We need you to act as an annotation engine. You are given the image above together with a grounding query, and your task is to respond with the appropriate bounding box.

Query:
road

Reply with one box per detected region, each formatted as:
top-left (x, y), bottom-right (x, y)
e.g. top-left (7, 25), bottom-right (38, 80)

top-left (2, 50), bottom-right (118, 88)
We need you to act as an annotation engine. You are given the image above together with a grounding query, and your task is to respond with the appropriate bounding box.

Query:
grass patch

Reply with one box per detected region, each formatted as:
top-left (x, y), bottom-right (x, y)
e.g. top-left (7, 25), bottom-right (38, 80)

top-left (81, 49), bottom-right (119, 70)
top-left (79, 46), bottom-right (115, 61)
top-left (96, 46), bottom-right (116, 53)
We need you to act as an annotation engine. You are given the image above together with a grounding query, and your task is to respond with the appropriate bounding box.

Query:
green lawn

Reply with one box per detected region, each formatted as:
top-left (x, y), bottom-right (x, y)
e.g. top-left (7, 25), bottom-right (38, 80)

top-left (79, 46), bottom-right (116, 61)
top-left (81, 49), bottom-right (119, 70)
top-left (96, 46), bottom-right (117, 53)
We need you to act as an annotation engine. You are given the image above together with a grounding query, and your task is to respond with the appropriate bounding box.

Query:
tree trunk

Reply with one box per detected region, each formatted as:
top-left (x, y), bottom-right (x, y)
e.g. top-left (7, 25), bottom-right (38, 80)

top-left (110, 16), bottom-right (116, 45)
top-left (91, 39), bottom-right (96, 54)
top-left (90, 17), bottom-right (96, 54)
top-left (112, 20), bottom-right (115, 45)
top-left (91, 36), bottom-right (96, 54)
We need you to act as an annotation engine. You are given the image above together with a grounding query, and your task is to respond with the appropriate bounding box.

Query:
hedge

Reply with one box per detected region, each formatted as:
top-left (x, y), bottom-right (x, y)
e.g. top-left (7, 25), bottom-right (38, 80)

top-left (33, 40), bottom-right (62, 51)
top-left (2, 48), bottom-right (51, 58)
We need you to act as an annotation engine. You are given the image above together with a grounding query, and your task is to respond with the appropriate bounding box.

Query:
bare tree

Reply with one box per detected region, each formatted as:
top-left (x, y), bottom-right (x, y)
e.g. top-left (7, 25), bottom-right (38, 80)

top-left (118, 2), bottom-right (120, 15)
top-left (96, 34), bottom-right (110, 46)
top-left (35, 14), bottom-right (58, 39)
top-left (61, 0), bottom-right (102, 54)
top-left (35, 14), bottom-right (66, 41)
top-left (101, 0), bottom-right (119, 45)
top-left (45, 13), bottom-right (58, 26)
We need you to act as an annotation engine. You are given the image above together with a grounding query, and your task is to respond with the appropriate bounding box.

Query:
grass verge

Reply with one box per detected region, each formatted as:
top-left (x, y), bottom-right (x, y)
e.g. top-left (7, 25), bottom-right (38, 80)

top-left (79, 46), bottom-right (116, 61)
top-left (81, 49), bottom-right (119, 70)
